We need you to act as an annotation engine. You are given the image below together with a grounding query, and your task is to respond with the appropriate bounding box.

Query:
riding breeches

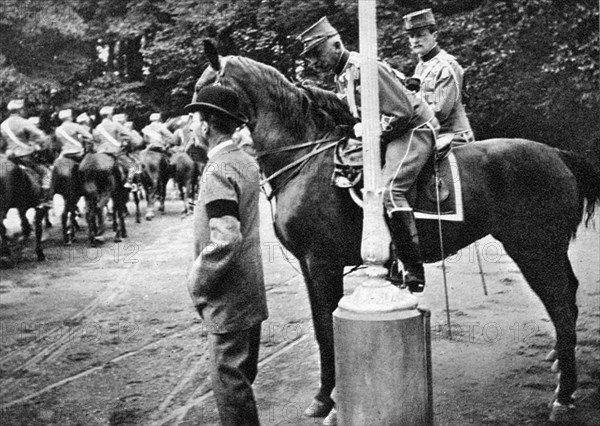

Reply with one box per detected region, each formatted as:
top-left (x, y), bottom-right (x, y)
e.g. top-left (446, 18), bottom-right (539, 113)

top-left (117, 154), bottom-right (140, 182)
top-left (382, 119), bottom-right (438, 215)
top-left (12, 155), bottom-right (52, 189)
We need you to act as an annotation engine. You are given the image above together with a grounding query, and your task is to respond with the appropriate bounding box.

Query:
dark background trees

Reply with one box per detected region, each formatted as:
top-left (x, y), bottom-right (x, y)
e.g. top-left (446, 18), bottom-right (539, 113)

top-left (1, 0), bottom-right (598, 159)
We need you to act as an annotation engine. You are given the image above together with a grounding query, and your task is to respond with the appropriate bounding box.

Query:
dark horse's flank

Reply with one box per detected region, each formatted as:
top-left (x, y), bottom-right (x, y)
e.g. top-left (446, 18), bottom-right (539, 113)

top-left (0, 156), bottom-right (47, 263)
top-left (51, 156), bottom-right (82, 244)
top-left (79, 153), bottom-right (128, 245)
top-left (194, 46), bottom-right (600, 419)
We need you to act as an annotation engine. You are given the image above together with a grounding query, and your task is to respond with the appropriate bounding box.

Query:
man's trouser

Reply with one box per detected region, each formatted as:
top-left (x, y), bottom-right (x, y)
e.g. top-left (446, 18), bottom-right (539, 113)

top-left (382, 120), bottom-right (438, 213)
top-left (209, 322), bottom-right (262, 426)
top-left (116, 153), bottom-right (139, 183)
top-left (382, 120), bottom-right (438, 290)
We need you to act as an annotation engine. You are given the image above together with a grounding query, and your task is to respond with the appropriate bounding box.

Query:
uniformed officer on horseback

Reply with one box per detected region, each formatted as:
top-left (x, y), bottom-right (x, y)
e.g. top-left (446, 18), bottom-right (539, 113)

top-left (55, 109), bottom-right (92, 160)
top-left (76, 112), bottom-right (92, 132)
top-left (142, 112), bottom-right (175, 154)
top-left (404, 9), bottom-right (474, 145)
top-left (1, 99), bottom-right (54, 208)
top-left (92, 106), bottom-right (139, 191)
top-left (298, 17), bottom-right (439, 296)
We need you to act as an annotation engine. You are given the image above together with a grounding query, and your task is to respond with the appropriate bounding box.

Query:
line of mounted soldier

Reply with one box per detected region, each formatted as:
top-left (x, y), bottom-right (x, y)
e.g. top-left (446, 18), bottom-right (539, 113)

top-left (0, 98), bottom-right (211, 260)
top-left (0, 101), bottom-right (210, 198)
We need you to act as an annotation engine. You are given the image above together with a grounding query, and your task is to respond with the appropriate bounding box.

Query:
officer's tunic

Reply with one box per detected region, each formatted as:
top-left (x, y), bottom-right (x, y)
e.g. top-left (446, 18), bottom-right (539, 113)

top-left (92, 119), bottom-right (129, 154)
top-left (1, 115), bottom-right (47, 157)
top-left (142, 121), bottom-right (174, 150)
top-left (335, 50), bottom-right (439, 213)
top-left (414, 45), bottom-right (473, 143)
top-left (55, 121), bottom-right (92, 156)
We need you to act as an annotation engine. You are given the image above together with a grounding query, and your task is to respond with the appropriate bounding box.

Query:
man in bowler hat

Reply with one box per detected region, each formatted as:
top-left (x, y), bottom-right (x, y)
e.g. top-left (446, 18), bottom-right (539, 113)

top-left (185, 85), bottom-right (268, 425)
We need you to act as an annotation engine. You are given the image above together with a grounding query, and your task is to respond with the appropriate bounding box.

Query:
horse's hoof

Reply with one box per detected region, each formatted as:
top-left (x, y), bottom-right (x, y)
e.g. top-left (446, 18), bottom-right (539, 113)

top-left (145, 214), bottom-right (154, 221)
top-left (92, 236), bottom-right (105, 245)
top-left (549, 400), bottom-right (576, 423)
top-left (545, 349), bottom-right (557, 361)
top-left (114, 237), bottom-right (122, 243)
top-left (37, 252), bottom-right (46, 262)
top-left (322, 408), bottom-right (337, 426)
top-left (551, 359), bottom-right (560, 373)
top-left (303, 399), bottom-right (334, 418)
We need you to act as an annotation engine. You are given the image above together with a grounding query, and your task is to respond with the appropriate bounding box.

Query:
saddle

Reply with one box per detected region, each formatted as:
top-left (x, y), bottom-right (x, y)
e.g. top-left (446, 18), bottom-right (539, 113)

top-left (333, 133), bottom-right (463, 220)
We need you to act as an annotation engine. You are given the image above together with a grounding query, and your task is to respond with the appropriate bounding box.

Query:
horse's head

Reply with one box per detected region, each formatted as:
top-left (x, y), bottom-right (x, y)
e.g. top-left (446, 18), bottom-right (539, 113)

top-left (192, 40), bottom-right (355, 151)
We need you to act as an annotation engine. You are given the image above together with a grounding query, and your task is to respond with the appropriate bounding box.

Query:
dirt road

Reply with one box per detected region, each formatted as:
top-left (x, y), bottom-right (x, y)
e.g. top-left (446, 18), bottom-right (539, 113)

top-left (1, 192), bottom-right (598, 425)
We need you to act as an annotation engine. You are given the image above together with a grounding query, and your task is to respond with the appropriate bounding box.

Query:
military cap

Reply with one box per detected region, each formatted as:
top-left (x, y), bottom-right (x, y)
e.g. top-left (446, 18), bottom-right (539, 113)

top-left (99, 106), bottom-right (114, 116)
top-left (113, 113), bottom-right (127, 124)
top-left (297, 17), bottom-right (339, 57)
top-left (185, 86), bottom-right (248, 125)
top-left (7, 99), bottom-right (24, 111)
top-left (403, 9), bottom-right (436, 31)
top-left (149, 113), bottom-right (161, 122)
top-left (76, 112), bottom-right (90, 123)
top-left (28, 116), bottom-right (40, 126)
top-left (58, 109), bottom-right (72, 120)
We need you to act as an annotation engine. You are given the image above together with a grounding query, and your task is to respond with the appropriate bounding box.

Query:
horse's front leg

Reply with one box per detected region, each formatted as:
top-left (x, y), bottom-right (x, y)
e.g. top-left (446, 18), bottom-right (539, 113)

top-left (301, 255), bottom-right (344, 417)
top-left (0, 214), bottom-right (13, 262)
top-left (145, 185), bottom-right (156, 221)
top-left (33, 207), bottom-right (45, 261)
top-left (18, 208), bottom-right (32, 239)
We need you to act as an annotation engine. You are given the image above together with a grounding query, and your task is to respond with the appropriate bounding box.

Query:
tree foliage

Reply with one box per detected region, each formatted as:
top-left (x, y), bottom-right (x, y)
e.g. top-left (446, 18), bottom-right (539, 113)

top-left (0, 0), bottom-right (597, 158)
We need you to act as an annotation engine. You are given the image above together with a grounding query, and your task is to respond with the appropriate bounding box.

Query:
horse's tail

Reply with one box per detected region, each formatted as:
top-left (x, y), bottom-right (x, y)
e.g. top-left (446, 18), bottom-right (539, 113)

top-left (559, 149), bottom-right (600, 227)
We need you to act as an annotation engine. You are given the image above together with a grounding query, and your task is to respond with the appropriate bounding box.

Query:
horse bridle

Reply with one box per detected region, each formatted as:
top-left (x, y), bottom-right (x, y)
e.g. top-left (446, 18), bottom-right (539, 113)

top-left (206, 56), bottom-right (342, 200)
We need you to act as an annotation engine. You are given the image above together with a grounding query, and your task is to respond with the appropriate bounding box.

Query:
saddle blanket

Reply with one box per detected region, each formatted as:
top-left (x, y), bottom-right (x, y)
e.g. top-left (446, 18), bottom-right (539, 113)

top-left (412, 152), bottom-right (464, 222)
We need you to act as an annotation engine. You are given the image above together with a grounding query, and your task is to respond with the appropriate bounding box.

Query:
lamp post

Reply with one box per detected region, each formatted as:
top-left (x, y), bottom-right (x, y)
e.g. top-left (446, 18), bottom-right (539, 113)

top-left (332, 1), bottom-right (433, 424)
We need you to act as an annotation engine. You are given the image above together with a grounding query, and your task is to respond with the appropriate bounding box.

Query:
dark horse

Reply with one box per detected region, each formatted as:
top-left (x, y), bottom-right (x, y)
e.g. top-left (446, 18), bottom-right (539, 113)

top-left (138, 149), bottom-right (169, 220)
top-left (194, 47), bottom-right (600, 420)
top-left (0, 156), bottom-right (47, 263)
top-left (51, 156), bottom-right (82, 244)
top-left (79, 153), bottom-right (128, 245)
top-left (166, 115), bottom-right (205, 215)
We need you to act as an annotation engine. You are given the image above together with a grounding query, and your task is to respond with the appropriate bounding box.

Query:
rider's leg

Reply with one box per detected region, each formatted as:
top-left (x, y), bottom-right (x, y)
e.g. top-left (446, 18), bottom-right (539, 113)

top-left (382, 121), bottom-right (437, 293)
top-left (118, 154), bottom-right (138, 191)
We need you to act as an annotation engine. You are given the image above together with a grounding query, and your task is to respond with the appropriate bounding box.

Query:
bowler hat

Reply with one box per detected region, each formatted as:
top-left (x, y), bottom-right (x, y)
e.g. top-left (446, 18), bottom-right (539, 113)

top-left (185, 86), bottom-right (248, 125)
top-left (403, 9), bottom-right (436, 31)
top-left (297, 17), bottom-right (339, 57)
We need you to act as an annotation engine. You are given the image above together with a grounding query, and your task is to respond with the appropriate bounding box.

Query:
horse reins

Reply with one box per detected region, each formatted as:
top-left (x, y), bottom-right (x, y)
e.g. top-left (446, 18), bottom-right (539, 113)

top-left (257, 137), bottom-right (342, 200)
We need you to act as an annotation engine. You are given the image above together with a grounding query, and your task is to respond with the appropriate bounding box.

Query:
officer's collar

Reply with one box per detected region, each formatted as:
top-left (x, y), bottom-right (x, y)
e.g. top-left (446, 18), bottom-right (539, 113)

top-left (421, 44), bottom-right (441, 62)
top-left (333, 50), bottom-right (350, 76)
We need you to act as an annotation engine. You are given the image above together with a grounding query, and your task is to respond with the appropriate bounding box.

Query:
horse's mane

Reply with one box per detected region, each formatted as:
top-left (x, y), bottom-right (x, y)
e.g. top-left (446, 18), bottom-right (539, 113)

top-left (226, 57), bottom-right (356, 139)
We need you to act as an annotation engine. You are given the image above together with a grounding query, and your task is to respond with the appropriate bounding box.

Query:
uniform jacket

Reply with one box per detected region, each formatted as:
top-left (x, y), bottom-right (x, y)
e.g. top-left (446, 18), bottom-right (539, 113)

top-left (1, 115), bottom-right (47, 157)
top-left (142, 122), bottom-right (174, 149)
top-left (414, 46), bottom-right (472, 136)
top-left (55, 121), bottom-right (92, 155)
top-left (187, 140), bottom-right (268, 333)
top-left (334, 50), bottom-right (435, 141)
top-left (92, 119), bottom-right (130, 154)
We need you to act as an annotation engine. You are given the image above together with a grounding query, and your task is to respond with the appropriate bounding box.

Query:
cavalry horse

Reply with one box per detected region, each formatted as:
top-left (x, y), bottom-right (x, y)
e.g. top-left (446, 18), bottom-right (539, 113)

top-left (166, 115), bottom-right (205, 215)
top-left (0, 155), bottom-right (47, 263)
top-left (78, 153), bottom-right (129, 245)
top-left (194, 44), bottom-right (600, 421)
top-left (138, 149), bottom-right (169, 220)
top-left (51, 155), bottom-right (82, 244)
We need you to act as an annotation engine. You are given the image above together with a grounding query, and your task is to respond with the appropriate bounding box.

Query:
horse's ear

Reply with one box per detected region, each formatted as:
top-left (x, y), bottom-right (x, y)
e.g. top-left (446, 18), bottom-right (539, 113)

top-left (203, 39), bottom-right (221, 71)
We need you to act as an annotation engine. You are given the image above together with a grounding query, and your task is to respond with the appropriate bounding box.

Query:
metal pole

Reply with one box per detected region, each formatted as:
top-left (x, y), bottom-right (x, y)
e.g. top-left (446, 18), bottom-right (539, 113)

top-left (333, 1), bottom-right (432, 424)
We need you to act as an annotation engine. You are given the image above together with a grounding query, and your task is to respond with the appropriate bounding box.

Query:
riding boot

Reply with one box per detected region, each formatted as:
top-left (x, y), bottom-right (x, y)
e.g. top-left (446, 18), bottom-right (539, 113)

top-left (387, 210), bottom-right (425, 293)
